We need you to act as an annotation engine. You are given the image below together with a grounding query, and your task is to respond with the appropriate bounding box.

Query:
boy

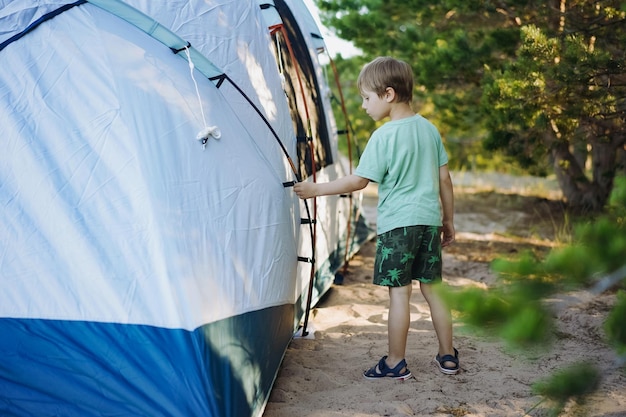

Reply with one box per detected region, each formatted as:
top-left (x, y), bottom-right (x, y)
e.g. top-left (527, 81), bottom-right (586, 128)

top-left (293, 56), bottom-right (458, 379)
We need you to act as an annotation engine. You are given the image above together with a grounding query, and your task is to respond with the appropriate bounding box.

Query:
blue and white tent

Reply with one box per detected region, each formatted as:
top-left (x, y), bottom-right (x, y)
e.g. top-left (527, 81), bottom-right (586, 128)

top-left (0, 1), bottom-right (373, 416)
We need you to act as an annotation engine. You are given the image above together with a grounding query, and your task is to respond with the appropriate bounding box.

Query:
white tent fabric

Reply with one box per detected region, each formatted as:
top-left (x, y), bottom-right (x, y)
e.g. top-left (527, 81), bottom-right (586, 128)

top-left (0, 0), bottom-right (299, 330)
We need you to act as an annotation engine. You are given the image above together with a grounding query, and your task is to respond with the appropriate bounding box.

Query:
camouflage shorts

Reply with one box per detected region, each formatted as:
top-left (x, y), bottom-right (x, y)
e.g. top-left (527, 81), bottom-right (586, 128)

top-left (373, 225), bottom-right (442, 287)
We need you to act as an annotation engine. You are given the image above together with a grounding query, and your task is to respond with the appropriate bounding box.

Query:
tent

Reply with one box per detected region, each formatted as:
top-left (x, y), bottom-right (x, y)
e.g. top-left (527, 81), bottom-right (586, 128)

top-left (0, 1), bottom-right (373, 416)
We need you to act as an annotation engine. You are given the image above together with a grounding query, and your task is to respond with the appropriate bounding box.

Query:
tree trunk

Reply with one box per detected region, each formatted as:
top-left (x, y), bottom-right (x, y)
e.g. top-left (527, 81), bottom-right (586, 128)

top-left (591, 140), bottom-right (617, 207)
top-left (551, 140), bottom-right (589, 207)
top-left (617, 146), bottom-right (626, 176)
top-left (551, 139), bottom-right (617, 213)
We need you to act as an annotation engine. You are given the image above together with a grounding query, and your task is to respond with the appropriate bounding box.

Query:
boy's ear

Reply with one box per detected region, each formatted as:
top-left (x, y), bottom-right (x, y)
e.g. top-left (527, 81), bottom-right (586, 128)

top-left (384, 87), bottom-right (396, 102)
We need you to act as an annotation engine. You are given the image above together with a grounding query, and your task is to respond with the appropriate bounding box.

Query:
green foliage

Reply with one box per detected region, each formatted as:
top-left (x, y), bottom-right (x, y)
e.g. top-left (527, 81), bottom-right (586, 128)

top-left (532, 362), bottom-right (601, 416)
top-left (441, 177), bottom-right (626, 414)
top-left (609, 175), bottom-right (626, 214)
top-left (317, 0), bottom-right (626, 210)
top-left (479, 3), bottom-right (626, 211)
top-left (318, 0), bottom-right (510, 170)
top-left (444, 287), bottom-right (511, 327)
top-left (499, 304), bottom-right (553, 346)
top-left (605, 290), bottom-right (626, 355)
top-left (541, 176), bottom-right (626, 283)
top-left (443, 251), bottom-right (556, 347)
top-left (544, 217), bottom-right (626, 284)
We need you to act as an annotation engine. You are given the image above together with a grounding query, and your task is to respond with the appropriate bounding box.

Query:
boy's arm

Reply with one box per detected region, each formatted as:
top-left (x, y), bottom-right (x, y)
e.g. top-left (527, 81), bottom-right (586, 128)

top-left (293, 174), bottom-right (370, 199)
top-left (439, 164), bottom-right (455, 247)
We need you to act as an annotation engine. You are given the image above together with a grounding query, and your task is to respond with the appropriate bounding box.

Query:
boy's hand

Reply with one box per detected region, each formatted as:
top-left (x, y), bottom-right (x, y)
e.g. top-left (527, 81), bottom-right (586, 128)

top-left (441, 221), bottom-right (455, 248)
top-left (293, 182), bottom-right (317, 199)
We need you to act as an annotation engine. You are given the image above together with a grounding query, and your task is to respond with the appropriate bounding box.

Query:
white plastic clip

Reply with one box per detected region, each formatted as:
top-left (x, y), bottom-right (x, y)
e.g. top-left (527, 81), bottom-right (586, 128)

top-left (197, 126), bottom-right (222, 148)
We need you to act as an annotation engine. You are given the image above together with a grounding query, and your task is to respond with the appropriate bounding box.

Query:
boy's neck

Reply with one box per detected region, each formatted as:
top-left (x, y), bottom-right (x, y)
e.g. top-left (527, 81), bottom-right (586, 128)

top-left (388, 102), bottom-right (415, 121)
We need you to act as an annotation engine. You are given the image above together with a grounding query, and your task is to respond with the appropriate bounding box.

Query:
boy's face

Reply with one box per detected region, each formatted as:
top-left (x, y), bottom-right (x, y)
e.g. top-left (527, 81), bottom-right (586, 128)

top-left (360, 88), bottom-right (391, 122)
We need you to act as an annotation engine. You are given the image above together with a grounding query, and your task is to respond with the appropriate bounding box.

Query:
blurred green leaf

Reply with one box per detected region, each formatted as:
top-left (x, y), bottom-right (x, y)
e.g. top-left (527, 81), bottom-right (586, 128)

top-left (532, 362), bottom-right (601, 414)
top-left (605, 291), bottom-right (626, 355)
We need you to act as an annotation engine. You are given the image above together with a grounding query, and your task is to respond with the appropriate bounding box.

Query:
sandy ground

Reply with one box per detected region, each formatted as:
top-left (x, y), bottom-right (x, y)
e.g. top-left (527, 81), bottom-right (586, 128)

top-left (263, 173), bottom-right (626, 417)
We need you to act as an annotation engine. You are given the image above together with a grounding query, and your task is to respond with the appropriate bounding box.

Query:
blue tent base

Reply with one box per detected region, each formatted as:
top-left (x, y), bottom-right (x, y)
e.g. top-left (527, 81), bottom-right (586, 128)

top-left (0, 304), bottom-right (293, 417)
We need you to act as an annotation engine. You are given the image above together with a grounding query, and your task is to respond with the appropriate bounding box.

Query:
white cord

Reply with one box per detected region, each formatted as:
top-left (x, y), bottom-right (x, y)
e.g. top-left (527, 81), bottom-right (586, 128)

top-left (185, 46), bottom-right (207, 128)
top-left (184, 46), bottom-right (221, 149)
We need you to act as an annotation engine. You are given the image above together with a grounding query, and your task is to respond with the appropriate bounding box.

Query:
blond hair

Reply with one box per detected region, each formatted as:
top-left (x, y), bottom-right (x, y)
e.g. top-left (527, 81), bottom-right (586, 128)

top-left (357, 56), bottom-right (414, 103)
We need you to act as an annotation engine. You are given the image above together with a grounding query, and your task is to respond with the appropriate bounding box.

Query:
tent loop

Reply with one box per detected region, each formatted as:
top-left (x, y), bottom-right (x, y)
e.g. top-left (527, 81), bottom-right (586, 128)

top-left (209, 74), bottom-right (227, 88)
top-left (170, 41), bottom-right (191, 54)
top-left (183, 45), bottom-right (221, 149)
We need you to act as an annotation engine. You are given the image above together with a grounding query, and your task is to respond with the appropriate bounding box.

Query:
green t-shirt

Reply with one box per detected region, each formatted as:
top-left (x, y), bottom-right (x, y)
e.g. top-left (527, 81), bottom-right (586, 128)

top-left (355, 114), bottom-right (448, 234)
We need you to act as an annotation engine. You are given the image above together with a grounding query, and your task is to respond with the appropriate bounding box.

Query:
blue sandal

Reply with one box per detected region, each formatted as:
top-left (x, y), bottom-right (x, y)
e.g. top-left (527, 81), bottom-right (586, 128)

top-left (434, 348), bottom-right (459, 375)
top-left (363, 356), bottom-right (412, 380)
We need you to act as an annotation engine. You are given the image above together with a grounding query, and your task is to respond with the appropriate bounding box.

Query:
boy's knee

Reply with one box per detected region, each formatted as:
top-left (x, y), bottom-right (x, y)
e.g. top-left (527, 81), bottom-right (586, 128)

top-left (419, 281), bottom-right (438, 297)
top-left (389, 284), bottom-right (412, 297)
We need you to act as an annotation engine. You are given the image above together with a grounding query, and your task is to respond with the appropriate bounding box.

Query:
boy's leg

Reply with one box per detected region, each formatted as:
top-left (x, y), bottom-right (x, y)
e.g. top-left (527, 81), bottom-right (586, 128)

top-left (420, 282), bottom-right (456, 368)
top-left (386, 283), bottom-right (412, 368)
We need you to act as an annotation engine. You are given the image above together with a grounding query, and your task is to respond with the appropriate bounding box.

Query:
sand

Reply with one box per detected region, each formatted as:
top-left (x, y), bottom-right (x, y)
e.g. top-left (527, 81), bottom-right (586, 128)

top-left (263, 175), bottom-right (626, 417)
